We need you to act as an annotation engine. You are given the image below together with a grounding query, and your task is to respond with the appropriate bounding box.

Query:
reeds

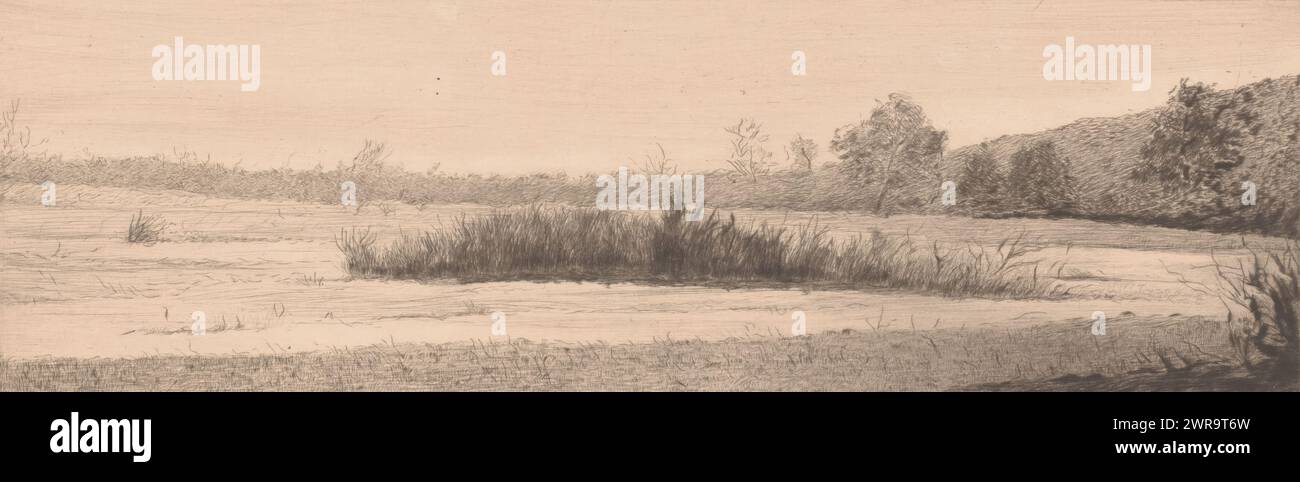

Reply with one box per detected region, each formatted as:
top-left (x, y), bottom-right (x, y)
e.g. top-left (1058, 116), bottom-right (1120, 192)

top-left (126, 209), bottom-right (166, 244)
top-left (337, 205), bottom-right (1063, 298)
top-left (1213, 241), bottom-right (1299, 383)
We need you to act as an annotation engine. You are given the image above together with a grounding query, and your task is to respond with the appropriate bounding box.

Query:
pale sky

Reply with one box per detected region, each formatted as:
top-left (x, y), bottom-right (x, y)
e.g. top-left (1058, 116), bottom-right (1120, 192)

top-left (3, 0), bottom-right (1299, 174)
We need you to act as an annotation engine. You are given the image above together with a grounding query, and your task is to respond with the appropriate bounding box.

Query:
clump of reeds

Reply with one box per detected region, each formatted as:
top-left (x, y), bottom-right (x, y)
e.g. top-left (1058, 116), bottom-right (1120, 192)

top-left (336, 205), bottom-right (1063, 299)
top-left (126, 209), bottom-right (167, 244)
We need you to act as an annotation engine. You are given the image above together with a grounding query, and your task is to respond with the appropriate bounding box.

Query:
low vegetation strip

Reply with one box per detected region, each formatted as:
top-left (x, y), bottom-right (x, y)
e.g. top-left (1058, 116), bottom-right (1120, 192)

top-left (2, 316), bottom-right (1266, 392)
top-left (336, 206), bottom-right (1064, 298)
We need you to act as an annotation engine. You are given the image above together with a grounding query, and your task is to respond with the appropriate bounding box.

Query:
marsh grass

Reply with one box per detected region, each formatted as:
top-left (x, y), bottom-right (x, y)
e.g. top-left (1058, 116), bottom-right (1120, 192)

top-left (336, 205), bottom-right (1063, 298)
top-left (1212, 241), bottom-right (1300, 383)
top-left (126, 209), bottom-right (167, 244)
top-left (297, 272), bottom-right (327, 286)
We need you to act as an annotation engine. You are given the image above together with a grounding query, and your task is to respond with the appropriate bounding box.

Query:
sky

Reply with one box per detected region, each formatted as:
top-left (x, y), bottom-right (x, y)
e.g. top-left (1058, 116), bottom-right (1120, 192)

top-left (3, 0), bottom-right (1299, 175)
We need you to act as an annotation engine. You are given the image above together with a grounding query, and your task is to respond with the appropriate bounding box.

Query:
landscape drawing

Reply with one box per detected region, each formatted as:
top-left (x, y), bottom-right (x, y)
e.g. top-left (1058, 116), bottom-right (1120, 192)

top-left (1, 0), bottom-right (1298, 391)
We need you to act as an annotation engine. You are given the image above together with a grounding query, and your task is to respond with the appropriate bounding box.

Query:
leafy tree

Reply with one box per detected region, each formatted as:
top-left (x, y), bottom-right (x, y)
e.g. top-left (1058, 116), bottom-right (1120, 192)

top-left (785, 134), bottom-right (818, 171)
top-left (1133, 78), bottom-right (1259, 209)
top-left (830, 93), bottom-right (946, 216)
top-left (1005, 140), bottom-right (1075, 212)
top-left (957, 142), bottom-right (1004, 210)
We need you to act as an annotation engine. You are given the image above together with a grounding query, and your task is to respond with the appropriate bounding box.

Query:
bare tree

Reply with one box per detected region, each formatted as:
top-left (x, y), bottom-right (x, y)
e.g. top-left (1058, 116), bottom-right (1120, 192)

top-left (345, 139), bottom-right (392, 176)
top-left (334, 139), bottom-right (393, 212)
top-left (724, 118), bottom-right (774, 182)
top-left (1, 99), bottom-right (47, 172)
top-left (637, 142), bottom-right (676, 176)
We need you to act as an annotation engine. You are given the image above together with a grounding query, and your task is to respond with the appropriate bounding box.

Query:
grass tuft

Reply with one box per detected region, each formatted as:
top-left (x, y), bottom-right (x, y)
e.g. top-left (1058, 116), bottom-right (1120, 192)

top-left (126, 209), bottom-right (167, 244)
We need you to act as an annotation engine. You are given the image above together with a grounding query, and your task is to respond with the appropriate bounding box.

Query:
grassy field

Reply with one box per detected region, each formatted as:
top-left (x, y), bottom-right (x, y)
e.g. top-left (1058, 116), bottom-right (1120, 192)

top-left (2, 314), bottom-right (1282, 391)
top-left (2, 183), bottom-right (1295, 391)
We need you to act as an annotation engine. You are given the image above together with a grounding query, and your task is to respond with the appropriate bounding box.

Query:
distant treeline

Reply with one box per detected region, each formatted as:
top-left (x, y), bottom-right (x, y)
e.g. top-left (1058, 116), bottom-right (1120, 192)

top-left (2, 76), bottom-right (1298, 239)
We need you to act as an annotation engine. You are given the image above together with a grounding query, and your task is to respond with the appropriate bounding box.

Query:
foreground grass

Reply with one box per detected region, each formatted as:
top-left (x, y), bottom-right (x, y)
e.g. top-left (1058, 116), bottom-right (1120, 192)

top-left (4, 315), bottom-right (1287, 391)
top-left (338, 206), bottom-right (1064, 298)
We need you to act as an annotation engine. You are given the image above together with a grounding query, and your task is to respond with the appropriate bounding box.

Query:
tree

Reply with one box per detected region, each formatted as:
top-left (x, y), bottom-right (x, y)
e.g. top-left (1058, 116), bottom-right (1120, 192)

top-left (332, 139), bottom-right (393, 208)
top-left (341, 139), bottom-right (392, 178)
top-left (1, 99), bottom-right (47, 174)
top-left (785, 134), bottom-right (818, 171)
top-left (830, 93), bottom-right (947, 216)
top-left (1005, 140), bottom-right (1075, 212)
top-left (723, 118), bottom-right (774, 182)
top-left (957, 142), bottom-right (1004, 210)
top-left (1133, 78), bottom-right (1259, 209)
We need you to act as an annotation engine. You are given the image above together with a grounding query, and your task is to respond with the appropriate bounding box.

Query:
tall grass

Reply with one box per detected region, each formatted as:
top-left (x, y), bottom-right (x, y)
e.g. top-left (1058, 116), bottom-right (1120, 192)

top-left (1214, 241), bottom-right (1299, 383)
top-left (336, 206), bottom-right (1063, 298)
top-left (126, 209), bottom-right (167, 244)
